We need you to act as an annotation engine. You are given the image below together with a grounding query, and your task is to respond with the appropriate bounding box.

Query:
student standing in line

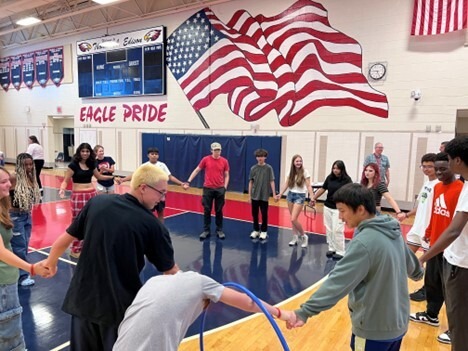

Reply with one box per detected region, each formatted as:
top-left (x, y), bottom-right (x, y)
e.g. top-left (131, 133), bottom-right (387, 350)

top-left (94, 145), bottom-right (116, 194)
top-left (26, 135), bottom-right (45, 194)
top-left (0, 166), bottom-right (49, 350)
top-left (283, 183), bottom-right (423, 351)
top-left (9, 153), bottom-right (41, 286)
top-left (58, 143), bottom-right (113, 257)
top-left (310, 160), bottom-right (352, 260)
top-left (418, 136), bottom-right (468, 351)
top-left (187, 142), bottom-right (230, 240)
top-left (410, 152), bottom-right (463, 345)
top-left (406, 153), bottom-right (438, 302)
top-left (276, 154), bottom-right (314, 248)
top-left (248, 148), bottom-right (276, 241)
top-left (360, 162), bottom-right (406, 220)
top-left (116, 147), bottom-right (187, 223)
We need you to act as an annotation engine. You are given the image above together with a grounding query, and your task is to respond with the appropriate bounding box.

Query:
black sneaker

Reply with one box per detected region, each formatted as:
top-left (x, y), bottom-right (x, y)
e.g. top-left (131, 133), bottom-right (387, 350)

top-left (326, 250), bottom-right (336, 258)
top-left (409, 286), bottom-right (426, 301)
top-left (409, 311), bottom-right (440, 327)
top-left (216, 231), bottom-right (225, 240)
top-left (437, 330), bottom-right (451, 344)
top-left (199, 231), bottom-right (210, 240)
top-left (332, 253), bottom-right (343, 260)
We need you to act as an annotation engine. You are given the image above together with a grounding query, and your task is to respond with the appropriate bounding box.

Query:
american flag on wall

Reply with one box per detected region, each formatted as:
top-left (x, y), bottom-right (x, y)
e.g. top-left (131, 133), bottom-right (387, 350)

top-left (411, 0), bottom-right (468, 36)
top-left (166, 0), bottom-right (389, 127)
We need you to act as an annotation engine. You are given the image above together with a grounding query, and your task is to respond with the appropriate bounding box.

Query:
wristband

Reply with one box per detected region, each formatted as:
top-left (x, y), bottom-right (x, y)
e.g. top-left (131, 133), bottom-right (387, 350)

top-left (30, 264), bottom-right (35, 276)
top-left (275, 307), bottom-right (281, 319)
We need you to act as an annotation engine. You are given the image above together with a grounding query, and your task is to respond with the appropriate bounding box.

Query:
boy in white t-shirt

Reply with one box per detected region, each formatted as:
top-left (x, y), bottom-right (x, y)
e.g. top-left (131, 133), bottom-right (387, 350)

top-left (406, 153), bottom-right (438, 302)
top-left (419, 136), bottom-right (468, 351)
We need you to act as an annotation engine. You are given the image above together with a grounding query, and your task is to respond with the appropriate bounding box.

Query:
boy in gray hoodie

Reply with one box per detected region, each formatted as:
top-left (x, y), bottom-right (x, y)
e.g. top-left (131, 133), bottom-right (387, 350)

top-left (285, 183), bottom-right (423, 351)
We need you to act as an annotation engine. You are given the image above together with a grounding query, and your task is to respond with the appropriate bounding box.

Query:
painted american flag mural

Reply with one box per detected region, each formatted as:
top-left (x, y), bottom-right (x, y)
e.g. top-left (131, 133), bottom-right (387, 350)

top-left (166, 0), bottom-right (389, 127)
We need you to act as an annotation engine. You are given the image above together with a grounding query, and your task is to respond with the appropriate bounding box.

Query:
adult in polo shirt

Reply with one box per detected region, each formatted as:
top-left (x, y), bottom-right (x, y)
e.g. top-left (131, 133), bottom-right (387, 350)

top-left (187, 142), bottom-right (230, 240)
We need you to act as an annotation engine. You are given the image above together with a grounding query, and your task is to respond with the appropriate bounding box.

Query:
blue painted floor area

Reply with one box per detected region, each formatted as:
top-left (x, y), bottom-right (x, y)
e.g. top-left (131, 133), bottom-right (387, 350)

top-left (19, 211), bottom-right (337, 350)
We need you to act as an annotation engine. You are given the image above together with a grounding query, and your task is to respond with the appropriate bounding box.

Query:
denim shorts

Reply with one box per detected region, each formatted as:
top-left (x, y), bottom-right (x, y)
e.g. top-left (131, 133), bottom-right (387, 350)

top-left (287, 191), bottom-right (306, 205)
top-left (0, 283), bottom-right (25, 351)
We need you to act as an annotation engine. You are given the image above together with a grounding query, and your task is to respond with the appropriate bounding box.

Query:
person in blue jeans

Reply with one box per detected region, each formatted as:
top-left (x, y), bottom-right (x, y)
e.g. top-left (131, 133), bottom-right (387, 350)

top-left (9, 153), bottom-right (41, 286)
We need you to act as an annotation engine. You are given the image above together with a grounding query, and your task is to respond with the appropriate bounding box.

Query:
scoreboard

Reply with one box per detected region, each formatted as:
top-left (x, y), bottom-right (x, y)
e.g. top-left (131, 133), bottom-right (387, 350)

top-left (77, 27), bottom-right (165, 98)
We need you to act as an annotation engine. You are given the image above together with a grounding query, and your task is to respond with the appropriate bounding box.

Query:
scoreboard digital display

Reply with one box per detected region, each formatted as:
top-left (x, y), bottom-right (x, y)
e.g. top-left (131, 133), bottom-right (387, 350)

top-left (77, 27), bottom-right (165, 98)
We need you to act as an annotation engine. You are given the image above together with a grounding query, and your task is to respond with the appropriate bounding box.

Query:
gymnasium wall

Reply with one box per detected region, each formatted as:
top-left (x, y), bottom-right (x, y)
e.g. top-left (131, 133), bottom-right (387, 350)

top-left (0, 0), bottom-right (463, 207)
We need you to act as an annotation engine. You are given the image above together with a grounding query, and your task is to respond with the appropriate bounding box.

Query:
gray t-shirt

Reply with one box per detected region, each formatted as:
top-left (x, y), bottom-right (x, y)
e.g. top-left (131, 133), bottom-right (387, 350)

top-left (249, 163), bottom-right (275, 201)
top-left (113, 271), bottom-right (224, 351)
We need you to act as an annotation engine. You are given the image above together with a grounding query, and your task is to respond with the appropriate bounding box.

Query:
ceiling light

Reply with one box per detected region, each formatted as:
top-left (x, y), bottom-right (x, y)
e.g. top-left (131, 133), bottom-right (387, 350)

top-left (16, 17), bottom-right (41, 26)
top-left (92, 0), bottom-right (121, 4)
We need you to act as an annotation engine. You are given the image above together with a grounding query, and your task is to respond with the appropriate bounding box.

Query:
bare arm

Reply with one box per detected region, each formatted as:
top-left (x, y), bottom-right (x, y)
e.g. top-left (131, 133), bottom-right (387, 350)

top-left (276, 179), bottom-right (289, 199)
top-left (305, 178), bottom-right (314, 200)
top-left (93, 169), bottom-right (113, 181)
top-left (187, 167), bottom-right (201, 183)
top-left (43, 232), bottom-right (76, 276)
top-left (420, 211), bottom-right (468, 264)
top-left (224, 171), bottom-right (229, 189)
top-left (219, 288), bottom-right (291, 321)
top-left (168, 174), bottom-right (185, 187)
top-left (382, 191), bottom-right (405, 221)
top-left (386, 168), bottom-right (390, 186)
top-left (312, 188), bottom-right (326, 202)
top-left (270, 180), bottom-right (276, 198)
top-left (248, 180), bottom-right (253, 200)
top-left (59, 168), bottom-right (74, 198)
top-left (0, 236), bottom-right (35, 273)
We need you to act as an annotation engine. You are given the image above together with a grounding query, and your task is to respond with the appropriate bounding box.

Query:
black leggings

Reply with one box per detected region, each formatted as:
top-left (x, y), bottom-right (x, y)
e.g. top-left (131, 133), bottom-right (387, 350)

top-left (34, 159), bottom-right (44, 190)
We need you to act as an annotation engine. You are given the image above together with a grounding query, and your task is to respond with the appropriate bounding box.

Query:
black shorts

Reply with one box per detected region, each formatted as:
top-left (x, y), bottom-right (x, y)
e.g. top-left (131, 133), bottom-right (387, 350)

top-left (152, 200), bottom-right (166, 214)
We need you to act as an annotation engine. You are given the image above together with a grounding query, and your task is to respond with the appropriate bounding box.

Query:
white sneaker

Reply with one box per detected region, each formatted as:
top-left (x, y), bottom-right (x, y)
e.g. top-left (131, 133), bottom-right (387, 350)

top-left (20, 276), bottom-right (35, 286)
top-left (259, 232), bottom-right (268, 240)
top-left (250, 231), bottom-right (260, 239)
top-left (289, 234), bottom-right (298, 246)
top-left (301, 234), bottom-right (309, 248)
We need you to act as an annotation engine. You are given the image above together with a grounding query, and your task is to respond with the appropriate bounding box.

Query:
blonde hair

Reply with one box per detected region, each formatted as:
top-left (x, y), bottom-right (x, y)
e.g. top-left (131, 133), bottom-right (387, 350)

top-left (14, 153), bottom-right (40, 211)
top-left (0, 167), bottom-right (13, 229)
top-left (130, 164), bottom-right (168, 190)
top-left (287, 154), bottom-right (305, 188)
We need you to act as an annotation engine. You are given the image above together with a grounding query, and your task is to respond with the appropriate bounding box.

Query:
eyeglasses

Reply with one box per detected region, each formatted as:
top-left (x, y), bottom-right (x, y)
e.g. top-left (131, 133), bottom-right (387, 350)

top-left (145, 184), bottom-right (166, 197)
top-left (419, 165), bottom-right (434, 169)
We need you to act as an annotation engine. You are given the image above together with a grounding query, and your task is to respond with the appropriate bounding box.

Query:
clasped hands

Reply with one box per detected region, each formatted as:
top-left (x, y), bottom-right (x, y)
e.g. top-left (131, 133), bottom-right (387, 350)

top-left (32, 259), bottom-right (58, 279)
top-left (275, 309), bottom-right (305, 329)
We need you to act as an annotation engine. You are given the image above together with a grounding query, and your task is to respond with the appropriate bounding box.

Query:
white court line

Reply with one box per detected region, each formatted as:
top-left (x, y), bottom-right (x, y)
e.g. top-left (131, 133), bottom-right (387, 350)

top-left (49, 341), bottom-right (70, 351)
top-left (29, 247), bottom-right (77, 265)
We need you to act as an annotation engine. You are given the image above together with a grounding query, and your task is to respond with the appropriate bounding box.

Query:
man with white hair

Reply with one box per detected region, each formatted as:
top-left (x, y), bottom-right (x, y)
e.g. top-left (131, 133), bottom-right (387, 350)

top-left (364, 142), bottom-right (390, 186)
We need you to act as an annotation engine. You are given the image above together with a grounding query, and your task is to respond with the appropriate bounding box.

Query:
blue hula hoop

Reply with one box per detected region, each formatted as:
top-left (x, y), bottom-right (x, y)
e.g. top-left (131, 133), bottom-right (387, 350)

top-left (199, 282), bottom-right (290, 351)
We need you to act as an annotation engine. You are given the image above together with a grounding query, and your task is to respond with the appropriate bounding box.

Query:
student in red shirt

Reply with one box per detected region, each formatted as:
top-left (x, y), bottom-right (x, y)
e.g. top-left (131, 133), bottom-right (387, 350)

top-left (187, 142), bottom-right (230, 240)
top-left (410, 152), bottom-right (463, 345)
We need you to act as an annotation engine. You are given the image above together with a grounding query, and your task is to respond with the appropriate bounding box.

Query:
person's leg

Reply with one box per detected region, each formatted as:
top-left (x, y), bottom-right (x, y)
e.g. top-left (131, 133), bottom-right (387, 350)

top-left (323, 206), bottom-right (335, 254)
top-left (350, 334), bottom-right (402, 351)
top-left (425, 253), bottom-right (444, 319)
top-left (260, 200), bottom-right (269, 233)
top-left (214, 187), bottom-right (225, 232)
top-left (0, 283), bottom-right (26, 351)
top-left (202, 187), bottom-right (214, 232)
top-left (331, 208), bottom-right (346, 257)
top-left (444, 261), bottom-right (468, 351)
top-left (70, 316), bottom-right (118, 351)
top-left (251, 199), bottom-right (260, 232)
top-left (34, 159), bottom-right (44, 190)
top-left (10, 212), bottom-right (31, 282)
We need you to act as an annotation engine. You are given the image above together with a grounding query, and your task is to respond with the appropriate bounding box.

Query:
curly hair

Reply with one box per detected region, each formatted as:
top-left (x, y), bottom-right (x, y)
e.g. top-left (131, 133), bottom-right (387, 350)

top-left (14, 153), bottom-right (40, 211)
top-left (73, 143), bottom-right (96, 169)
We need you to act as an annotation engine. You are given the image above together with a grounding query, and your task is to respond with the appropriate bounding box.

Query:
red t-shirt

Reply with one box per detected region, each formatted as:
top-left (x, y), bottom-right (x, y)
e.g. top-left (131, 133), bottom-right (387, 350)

top-left (425, 180), bottom-right (463, 246)
top-left (198, 155), bottom-right (230, 188)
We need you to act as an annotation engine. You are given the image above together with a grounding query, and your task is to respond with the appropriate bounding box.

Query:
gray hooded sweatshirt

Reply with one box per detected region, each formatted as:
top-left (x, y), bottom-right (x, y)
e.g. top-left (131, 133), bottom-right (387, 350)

top-left (296, 215), bottom-right (424, 341)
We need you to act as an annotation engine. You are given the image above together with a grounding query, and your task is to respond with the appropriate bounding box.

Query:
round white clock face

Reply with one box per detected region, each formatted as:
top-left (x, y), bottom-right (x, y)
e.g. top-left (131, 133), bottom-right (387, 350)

top-left (369, 63), bottom-right (386, 80)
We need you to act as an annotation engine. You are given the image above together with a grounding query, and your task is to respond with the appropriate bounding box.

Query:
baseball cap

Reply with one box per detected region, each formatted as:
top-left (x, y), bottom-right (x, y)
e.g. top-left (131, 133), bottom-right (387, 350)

top-left (211, 142), bottom-right (222, 150)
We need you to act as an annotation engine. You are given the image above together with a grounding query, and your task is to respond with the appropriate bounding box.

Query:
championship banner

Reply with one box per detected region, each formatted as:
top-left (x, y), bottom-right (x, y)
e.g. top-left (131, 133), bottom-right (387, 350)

top-left (10, 55), bottom-right (22, 90)
top-left (49, 46), bottom-right (64, 87)
top-left (35, 49), bottom-right (49, 87)
top-left (22, 52), bottom-right (35, 89)
top-left (0, 57), bottom-right (11, 92)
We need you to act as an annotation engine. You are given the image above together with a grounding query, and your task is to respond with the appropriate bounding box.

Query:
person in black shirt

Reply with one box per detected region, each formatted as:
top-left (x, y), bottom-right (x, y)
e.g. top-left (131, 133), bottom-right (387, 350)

top-left (311, 160), bottom-right (352, 260)
top-left (41, 163), bottom-right (179, 351)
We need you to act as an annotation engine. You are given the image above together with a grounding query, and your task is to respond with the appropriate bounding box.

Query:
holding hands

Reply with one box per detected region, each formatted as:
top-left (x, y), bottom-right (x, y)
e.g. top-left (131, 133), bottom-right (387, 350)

top-left (274, 308), bottom-right (305, 329)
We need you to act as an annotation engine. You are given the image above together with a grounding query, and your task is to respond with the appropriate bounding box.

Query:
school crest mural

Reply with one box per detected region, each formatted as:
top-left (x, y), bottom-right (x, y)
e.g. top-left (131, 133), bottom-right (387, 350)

top-left (166, 0), bottom-right (389, 127)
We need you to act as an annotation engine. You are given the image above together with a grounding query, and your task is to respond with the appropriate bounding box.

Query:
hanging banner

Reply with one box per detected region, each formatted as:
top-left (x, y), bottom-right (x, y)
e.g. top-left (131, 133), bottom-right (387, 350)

top-left (11, 55), bottom-right (22, 90)
top-left (22, 52), bottom-right (35, 89)
top-left (0, 57), bottom-right (11, 92)
top-left (49, 46), bottom-right (64, 86)
top-left (35, 49), bottom-right (49, 87)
